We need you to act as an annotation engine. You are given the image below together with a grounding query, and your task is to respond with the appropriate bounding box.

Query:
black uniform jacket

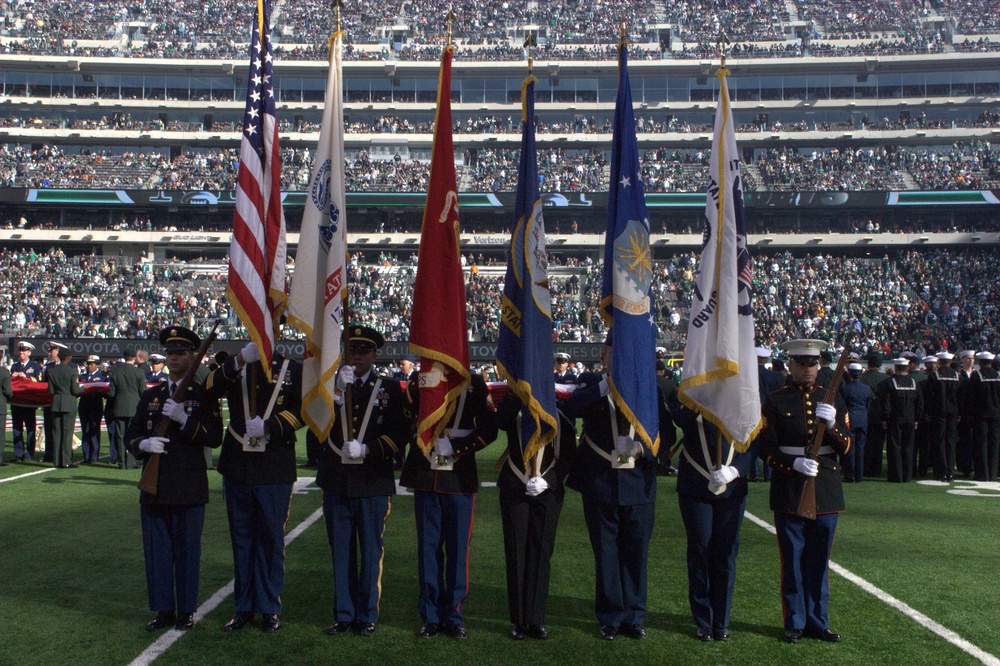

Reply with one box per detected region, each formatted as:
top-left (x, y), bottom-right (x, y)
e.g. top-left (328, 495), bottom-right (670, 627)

top-left (760, 381), bottom-right (851, 514)
top-left (205, 354), bottom-right (304, 485)
top-left (126, 381), bottom-right (223, 506)
top-left (400, 373), bottom-right (499, 494)
top-left (316, 369), bottom-right (407, 498)
top-left (496, 392), bottom-right (577, 495)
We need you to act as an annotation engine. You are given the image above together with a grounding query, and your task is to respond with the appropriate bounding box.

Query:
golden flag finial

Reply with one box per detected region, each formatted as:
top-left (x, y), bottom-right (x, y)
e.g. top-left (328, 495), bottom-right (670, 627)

top-left (524, 31), bottom-right (537, 75)
top-left (446, 6), bottom-right (456, 48)
top-left (620, 13), bottom-right (627, 46)
top-left (717, 30), bottom-right (731, 68)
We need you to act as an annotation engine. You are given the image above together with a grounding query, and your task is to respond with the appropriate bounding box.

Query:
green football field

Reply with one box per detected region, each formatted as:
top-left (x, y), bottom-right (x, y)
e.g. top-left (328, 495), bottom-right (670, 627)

top-left (3, 428), bottom-right (998, 666)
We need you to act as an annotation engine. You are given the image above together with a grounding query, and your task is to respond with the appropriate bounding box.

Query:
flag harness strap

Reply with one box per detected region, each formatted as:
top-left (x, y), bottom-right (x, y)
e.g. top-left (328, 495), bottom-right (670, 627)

top-left (583, 394), bottom-right (636, 468)
top-left (228, 358), bottom-right (290, 452)
top-left (682, 414), bottom-right (734, 495)
top-left (331, 378), bottom-right (382, 463)
top-left (506, 411), bottom-right (559, 485)
top-left (427, 390), bottom-right (470, 468)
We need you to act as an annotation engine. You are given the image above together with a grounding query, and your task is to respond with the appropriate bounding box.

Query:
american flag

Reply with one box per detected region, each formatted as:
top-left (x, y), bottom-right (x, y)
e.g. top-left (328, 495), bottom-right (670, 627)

top-left (227, 0), bottom-right (287, 380)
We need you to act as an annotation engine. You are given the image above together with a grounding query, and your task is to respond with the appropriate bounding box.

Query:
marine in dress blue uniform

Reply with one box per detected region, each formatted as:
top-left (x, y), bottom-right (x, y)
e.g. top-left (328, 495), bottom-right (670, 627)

top-left (401, 371), bottom-right (498, 639)
top-left (759, 339), bottom-right (851, 644)
top-left (78, 355), bottom-right (107, 463)
top-left (126, 326), bottom-right (223, 632)
top-left (924, 352), bottom-right (960, 481)
top-left (317, 326), bottom-right (407, 636)
top-left (204, 342), bottom-right (304, 634)
top-left (495, 391), bottom-right (576, 640)
top-left (563, 342), bottom-right (676, 641)
top-left (670, 398), bottom-right (753, 642)
top-left (968, 352), bottom-right (1000, 482)
top-left (10, 341), bottom-right (42, 461)
top-left (838, 364), bottom-right (871, 483)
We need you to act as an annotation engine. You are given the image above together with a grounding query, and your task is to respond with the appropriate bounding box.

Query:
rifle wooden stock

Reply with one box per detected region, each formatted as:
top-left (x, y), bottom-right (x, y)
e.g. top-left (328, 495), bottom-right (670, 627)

top-left (796, 346), bottom-right (852, 520)
top-left (137, 322), bottom-right (221, 496)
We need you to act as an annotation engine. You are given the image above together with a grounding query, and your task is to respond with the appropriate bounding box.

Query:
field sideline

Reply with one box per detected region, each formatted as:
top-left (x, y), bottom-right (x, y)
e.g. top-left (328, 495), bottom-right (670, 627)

top-left (3, 429), bottom-right (999, 666)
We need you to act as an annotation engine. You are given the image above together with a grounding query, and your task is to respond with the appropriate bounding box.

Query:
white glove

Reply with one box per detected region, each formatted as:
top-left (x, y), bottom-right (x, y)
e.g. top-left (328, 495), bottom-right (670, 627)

top-left (525, 476), bottom-right (549, 497)
top-left (615, 435), bottom-right (638, 458)
top-left (793, 457), bottom-right (819, 477)
top-left (434, 436), bottom-right (454, 458)
top-left (162, 398), bottom-right (188, 427)
top-left (139, 436), bottom-right (169, 454)
top-left (816, 403), bottom-right (837, 427)
top-left (598, 377), bottom-right (611, 397)
top-left (336, 365), bottom-right (356, 391)
top-left (710, 465), bottom-right (740, 486)
top-left (246, 416), bottom-right (267, 439)
top-left (241, 342), bottom-right (260, 364)
top-left (343, 439), bottom-right (367, 459)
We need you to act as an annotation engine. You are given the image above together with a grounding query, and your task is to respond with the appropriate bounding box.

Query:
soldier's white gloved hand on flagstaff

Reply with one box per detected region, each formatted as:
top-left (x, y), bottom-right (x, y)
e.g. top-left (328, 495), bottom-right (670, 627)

top-left (710, 465), bottom-right (740, 486)
top-left (336, 365), bottom-right (356, 391)
top-left (241, 342), bottom-right (260, 365)
top-left (598, 377), bottom-right (611, 397)
top-left (793, 457), bottom-right (819, 477)
top-left (344, 439), bottom-right (366, 459)
top-left (434, 436), bottom-right (454, 458)
top-left (615, 435), bottom-right (638, 458)
top-left (246, 416), bottom-right (267, 439)
top-left (162, 399), bottom-right (188, 427)
top-left (816, 403), bottom-right (837, 427)
top-left (139, 436), bottom-right (169, 454)
top-left (526, 476), bottom-right (549, 497)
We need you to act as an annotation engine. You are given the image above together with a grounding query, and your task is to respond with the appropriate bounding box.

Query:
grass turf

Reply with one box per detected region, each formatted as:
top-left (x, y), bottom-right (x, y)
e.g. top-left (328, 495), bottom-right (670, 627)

top-left (1, 429), bottom-right (996, 666)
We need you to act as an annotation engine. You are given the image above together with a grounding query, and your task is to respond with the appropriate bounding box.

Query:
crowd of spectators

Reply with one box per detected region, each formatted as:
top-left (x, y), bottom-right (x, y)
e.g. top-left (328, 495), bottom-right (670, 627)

top-left (754, 146), bottom-right (908, 192)
top-left (2, 246), bottom-right (998, 352)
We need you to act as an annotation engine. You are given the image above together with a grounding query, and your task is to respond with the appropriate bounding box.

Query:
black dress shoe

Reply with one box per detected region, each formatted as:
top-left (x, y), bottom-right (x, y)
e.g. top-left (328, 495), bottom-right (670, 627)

top-left (446, 623), bottom-right (468, 639)
top-left (66, 463), bottom-right (79, 469)
top-left (713, 627), bottom-right (730, 641)
top-left (621, 623), bottom-right (647, 640)
top-left (695, 626), bottom-right (713, 642)
top-left (327, 621), bottom-right (351, 636)
top-left (509, 625), bottom-right (527, 640)
top-left (354, 621), bottom-right (376, 636)
top-left (262, 614), bottom-right (282, 633)
top-left (417, 622), bottom-right (440, 638)
top-left (222, 612), bottom-right (255, 633)
top-left (805, 628), bottom-right (842, 642)
top-left (599, 624), bottom-right (619, 640)
top-left (0, 461), bottom-right (7, 466)
top-left (784, 629), bottom-right (803, 644)
top-left (175, 613), bottom-right (194, 631)
top-left (526, 624), bottom-right (549, 640)
top-left (145, 611), bottom-right (176, 631)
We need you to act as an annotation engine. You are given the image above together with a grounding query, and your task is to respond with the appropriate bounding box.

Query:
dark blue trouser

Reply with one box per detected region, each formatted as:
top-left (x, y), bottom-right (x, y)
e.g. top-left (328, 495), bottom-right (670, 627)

top-left (844, 426), bottom-right (866, 481)
top-left (774, 511), bottom-right (838, 632)
top-left (11, 406), bottom-right (36, 460)
top-left (934, 415), bottom-right (958, 479)
top-left (678, 492), bottom-right (746, 631)
top-left (582, 497), bottom-right (654, 628)
top-left (414, 490), bottom-right (476, 626)
top-left (80, 414), bottom-right (102, 462)
top-left (141, 503), bottom-right (206, 614)
top-left (322, 492), bottom-right (390, 624)
top-left (224, 478), bottom-right (292, 615)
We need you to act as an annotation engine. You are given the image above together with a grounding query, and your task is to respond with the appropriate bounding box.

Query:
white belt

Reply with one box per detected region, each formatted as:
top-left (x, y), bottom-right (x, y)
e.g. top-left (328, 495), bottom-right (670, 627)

top-left (780, 445), bottom-right (834, 456)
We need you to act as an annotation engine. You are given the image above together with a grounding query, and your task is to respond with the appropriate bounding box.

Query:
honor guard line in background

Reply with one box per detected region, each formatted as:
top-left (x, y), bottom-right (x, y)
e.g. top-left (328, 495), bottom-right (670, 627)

top-left (410, 12), bottom-right (473, 461)
top-left (678, 36), bottom-right (761, 468)
top-left (137, 321), bottom-right (220, 496)
top-left (495, 32), bottom-right (559, 476)
top-left (796, 346), bottom-right (852, 519)
top-left (287, 0), bottom-right (350, 443)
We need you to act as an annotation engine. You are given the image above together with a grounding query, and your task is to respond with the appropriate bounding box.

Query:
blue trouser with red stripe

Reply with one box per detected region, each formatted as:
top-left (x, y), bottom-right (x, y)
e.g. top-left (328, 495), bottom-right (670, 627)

top-left (774, 511), bottom-right (838, 632)
top-left (414, 490), bottom-right (475, 626)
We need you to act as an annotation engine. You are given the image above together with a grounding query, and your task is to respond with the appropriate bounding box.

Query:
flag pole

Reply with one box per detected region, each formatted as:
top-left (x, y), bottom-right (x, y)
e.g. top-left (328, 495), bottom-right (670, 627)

top-left (714, 29), bottom-right (730, 470)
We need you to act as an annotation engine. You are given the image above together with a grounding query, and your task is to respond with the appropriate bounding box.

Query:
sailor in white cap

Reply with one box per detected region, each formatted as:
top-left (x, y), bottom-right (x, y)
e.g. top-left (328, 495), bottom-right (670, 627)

top-left (554, 352), bottom-right (577, 384)
top-left (758, 339), bottom-right (851, 643)
top-left (881, 358), bottom-right (922, 483)
top-left (957, 350), bottom-right (978, 477)
top-left (79, 354), bottom-right (108, 464)
top-left (968, 351), bottom-right (1000, 481)
top-left (839, 363), bottom-right (872, 483)
top-left (147, 354), bottom-right (168, 383)
top-left (10, 341), bottom-right (42, 461)
top-left (924, 351), bottom-right (960, 481)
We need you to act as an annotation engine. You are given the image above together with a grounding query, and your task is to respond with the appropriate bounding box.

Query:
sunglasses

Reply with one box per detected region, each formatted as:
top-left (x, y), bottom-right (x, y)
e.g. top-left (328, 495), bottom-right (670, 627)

top-left (791, 357), bottom-right (821, 367)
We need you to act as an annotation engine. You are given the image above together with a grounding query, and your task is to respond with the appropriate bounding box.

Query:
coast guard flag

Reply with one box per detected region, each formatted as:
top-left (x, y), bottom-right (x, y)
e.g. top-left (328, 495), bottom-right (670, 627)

top-left (286, 27), bottom-right (347, 440)
top-left (496, 75), bottom-right (558, 468)
top-left (678, 64), bottom-right (762, 451)
top-left (227, 0), bottom-right (286, 381)
top-left (410, 45), bottom-right (471, 455)
top-left (600, 42), bottom-right (660, 455)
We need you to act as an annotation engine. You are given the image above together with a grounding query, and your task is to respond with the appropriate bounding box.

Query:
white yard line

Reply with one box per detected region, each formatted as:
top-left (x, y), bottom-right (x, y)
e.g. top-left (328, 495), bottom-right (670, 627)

top-left (128, 506), bottom-right (325, 666)
top-left (744, 510), bottom-right (1000, 666)
top-left (0, 467), bottom-right (56, 483)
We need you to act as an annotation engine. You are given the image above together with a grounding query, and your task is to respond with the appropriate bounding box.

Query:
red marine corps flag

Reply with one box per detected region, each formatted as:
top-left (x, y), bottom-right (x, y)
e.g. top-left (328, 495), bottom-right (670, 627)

top-left (409, 39), bottom-right (471, 455)
top-left (227, 0), bottom-right (287, 380)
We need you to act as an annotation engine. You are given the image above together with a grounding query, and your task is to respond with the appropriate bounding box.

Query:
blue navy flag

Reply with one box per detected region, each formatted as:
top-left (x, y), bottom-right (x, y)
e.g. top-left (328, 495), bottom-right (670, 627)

top-left (497, 76), bottom-right (559, 469)
top-left (599, 43), bottom-right (660, 455)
